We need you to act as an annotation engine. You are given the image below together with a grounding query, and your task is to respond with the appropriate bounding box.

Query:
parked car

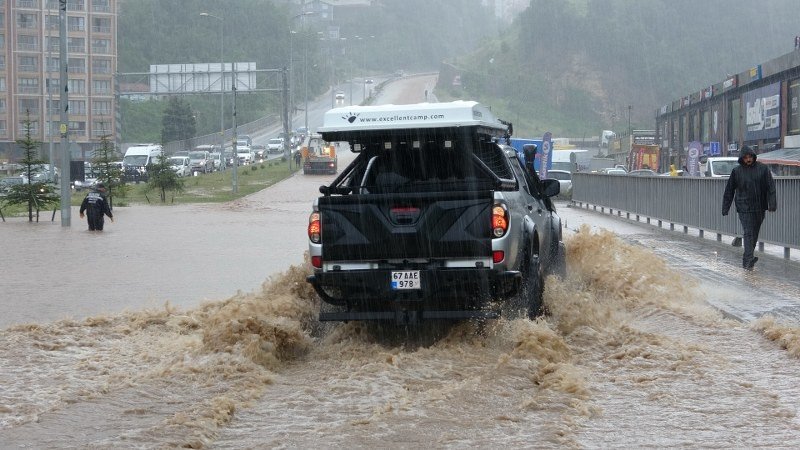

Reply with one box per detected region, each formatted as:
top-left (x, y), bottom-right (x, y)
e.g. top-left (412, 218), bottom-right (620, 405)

top-left (169, 156), bottom-right (191, 177)
top-left (703, 156), bottom-right (738, 178)
top-left (546, 169), bottom-right (573, 197)
top-left (0, 176), bottom-right (24, 194)
top-left (189, 150), bottom-right (214, 174)
top-left (628, 169), bottom-right (657, 176)
top-left (267, 138), bottom-right (284, 154)
top-left (599, 167), bottom-right (627, 175)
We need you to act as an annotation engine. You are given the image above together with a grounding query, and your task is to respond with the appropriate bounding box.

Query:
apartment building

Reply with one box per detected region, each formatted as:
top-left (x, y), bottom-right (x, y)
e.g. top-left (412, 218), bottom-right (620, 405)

top-left (0, 0), bottom-right (117, 158)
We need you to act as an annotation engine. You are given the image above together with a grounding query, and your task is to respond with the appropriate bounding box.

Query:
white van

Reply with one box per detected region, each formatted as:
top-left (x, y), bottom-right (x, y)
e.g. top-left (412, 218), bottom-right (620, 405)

top-left (703, 157), bottom-right (738, 178)
top-left (123, 144), bottom-right (163, 179)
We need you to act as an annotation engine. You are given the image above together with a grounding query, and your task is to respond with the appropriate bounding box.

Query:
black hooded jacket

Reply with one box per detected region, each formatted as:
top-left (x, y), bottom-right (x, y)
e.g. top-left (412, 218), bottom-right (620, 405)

top-left (722, 147), bottom-right (777, 214)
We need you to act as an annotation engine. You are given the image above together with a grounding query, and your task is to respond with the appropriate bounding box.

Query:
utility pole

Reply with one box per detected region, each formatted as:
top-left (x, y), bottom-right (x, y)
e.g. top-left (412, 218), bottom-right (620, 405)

top-left (281, 68), bottom-right (291, 168)
top-left (58, 0), bottom-right (71, 227)
top-left (231, 64), bottom-right (238, 193)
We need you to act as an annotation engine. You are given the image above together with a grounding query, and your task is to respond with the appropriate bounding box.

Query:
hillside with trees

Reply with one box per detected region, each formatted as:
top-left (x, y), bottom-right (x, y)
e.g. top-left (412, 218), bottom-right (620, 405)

top-left (438, 0), bottom-right (800, 138)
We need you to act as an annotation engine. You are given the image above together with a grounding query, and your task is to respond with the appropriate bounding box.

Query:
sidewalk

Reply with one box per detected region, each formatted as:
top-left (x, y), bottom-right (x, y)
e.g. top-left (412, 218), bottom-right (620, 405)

top-left (557, 200), bottom-right (800, 324)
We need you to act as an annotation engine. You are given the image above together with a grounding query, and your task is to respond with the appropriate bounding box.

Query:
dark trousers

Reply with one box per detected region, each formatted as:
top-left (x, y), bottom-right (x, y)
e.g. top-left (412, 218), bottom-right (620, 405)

top-left (738, 210), bottom-right (765, 267)
top-left (87, 213), bottom-right (105, 231)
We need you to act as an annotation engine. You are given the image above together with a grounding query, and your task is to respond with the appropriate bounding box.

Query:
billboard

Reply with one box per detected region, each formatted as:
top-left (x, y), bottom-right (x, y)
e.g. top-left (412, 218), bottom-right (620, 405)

top-left (744, 82), bottom-right (780, 141)
top-left (148, 63), bottom-right (257, 94)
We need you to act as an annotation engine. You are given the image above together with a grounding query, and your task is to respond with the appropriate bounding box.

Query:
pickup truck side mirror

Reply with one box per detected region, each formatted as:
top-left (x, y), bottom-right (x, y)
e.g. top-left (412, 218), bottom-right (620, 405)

top-left (541, 178), bottom-right (560, 198)
top-left (522, 144), bottom-right (537, 173)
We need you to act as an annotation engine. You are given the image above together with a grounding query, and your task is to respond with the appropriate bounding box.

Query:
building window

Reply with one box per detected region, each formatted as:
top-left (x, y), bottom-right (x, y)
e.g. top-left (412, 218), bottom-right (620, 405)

top-left (67, 0), bottom-right (84, 11)
top-left (0, 77), bottom-right (6, 92)
top-left (727, 98), bottom-right (741, 148)
top-left (45, 14), bottom-right (58, 30)
top-left (92, 99), bottom-right (111, 115)
top-left (92, 0), bottom-right (110, 13)
top-left (91, 39), bottom-right (110, 54)
top-left (46, 57), bottom-right (59, 72)
top-left (69, 100), bottom-right (86, 115)
top-left (67, 16), bottom-right (85, 32)
top-left (19, 119), bottom-right (39, 135)
top-left (17, 35), bottom-right (37, 51)
top-left (701, 109), bottom-right (710, 143)
top-left (68, 57), bottom-right (85, 73)
top-left (92, 58), bottom-right (111, 74)
top-left (67, 37), bottom-right (84, 53)
top-left (0, 13), bottom-right (5, 29)
top-left (789, 79), bottom-right (800, 136)
top-left (0, 35), bottom-right (4, 49)
top-left (0, 120), bottom-right (6, 136)
top-left (18, 55), bottom-right (38, 72)
top-left (0, 99), bottom-right (6, 113)
top-left (69, 120), bottom-right (85, 135)
top-left (92, 120), bottom-right (110, 137)
top-left (92, 17), bottom-right (110, 33)
top-left (46, 37), bottom-right (59, 52)
top-left (17, 13), bottom-right (37, 28)
top-left (46, 78), bottom-right (59, 94)
top-left (46, 99), bottom-right (60, 112)
top-left (0, 55), bottom-right (5, 70)
top-left (19, 98), bottom-right (39, 115)
top-left (18, 77), bottom-right (39, 94)
top-left (68, 78), bottom-right (85, 94)
top-left (93, 78), bottom-right (110, 94)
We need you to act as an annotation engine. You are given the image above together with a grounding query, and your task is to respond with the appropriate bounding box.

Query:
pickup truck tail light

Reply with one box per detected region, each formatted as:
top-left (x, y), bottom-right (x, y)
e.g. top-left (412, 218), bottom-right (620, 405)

top-left (492, 204), bottom-right (509, 238)
top-left (308, 212), bottom-right (321, 243)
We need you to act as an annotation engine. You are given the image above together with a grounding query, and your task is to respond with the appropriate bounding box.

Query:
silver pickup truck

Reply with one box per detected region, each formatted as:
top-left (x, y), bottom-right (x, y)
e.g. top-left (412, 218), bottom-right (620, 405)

top-left (306, 101), bottom-right (566, 325)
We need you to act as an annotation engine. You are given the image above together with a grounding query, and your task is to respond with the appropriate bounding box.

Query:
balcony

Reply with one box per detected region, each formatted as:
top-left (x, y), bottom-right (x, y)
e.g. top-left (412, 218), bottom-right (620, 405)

top-left (91, 44), bottom-right (109, 54)
top-left (91, 26), bottom-right (111, 33)
top-left (17, 43), bottom-right (38, 51)
top-left (18, 86), bottom-right (39, 94)
top-left (16, 0), bottom-right (38, 8)
top-left (18, 64), bottom-right (37, 72)
top-left (68, 45), bottom-right (85, 53)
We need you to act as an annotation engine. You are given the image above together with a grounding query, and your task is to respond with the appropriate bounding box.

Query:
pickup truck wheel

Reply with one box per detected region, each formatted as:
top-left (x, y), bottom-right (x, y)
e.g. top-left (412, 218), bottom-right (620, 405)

top-left (521, 254), bottom-right (544, 319)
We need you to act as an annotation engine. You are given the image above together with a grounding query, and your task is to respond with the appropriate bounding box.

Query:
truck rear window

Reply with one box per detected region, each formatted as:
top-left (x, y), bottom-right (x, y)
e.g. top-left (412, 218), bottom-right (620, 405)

top-left (356, 142), bottom-right (508, 193)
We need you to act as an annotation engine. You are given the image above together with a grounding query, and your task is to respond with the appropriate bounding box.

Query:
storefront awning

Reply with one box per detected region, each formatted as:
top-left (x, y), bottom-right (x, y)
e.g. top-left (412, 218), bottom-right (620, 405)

top-left (757, 147), bottom-right (800, 167)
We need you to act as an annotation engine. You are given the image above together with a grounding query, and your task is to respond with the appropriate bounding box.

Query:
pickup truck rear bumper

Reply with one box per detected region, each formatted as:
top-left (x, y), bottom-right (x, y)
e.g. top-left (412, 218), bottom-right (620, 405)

top-left (308, 268), bottom-right (520, 322)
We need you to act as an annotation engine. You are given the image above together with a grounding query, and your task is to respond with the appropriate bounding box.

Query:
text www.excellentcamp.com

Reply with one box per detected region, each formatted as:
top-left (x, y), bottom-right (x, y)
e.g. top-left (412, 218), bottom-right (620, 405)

top-left (359, 114), bottom-right (445, 122)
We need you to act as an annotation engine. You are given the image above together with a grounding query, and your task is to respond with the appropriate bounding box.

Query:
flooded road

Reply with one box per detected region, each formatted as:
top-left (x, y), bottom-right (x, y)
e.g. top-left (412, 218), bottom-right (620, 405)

top-left (3, 74), bottom-right (800, 448)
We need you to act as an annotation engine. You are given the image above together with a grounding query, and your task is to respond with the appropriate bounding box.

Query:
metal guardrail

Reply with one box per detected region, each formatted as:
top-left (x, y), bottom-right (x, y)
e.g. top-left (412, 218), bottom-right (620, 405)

top-left (161, 114), bottom-right (279, 154)
top-left (571, 173), bottom-right (800, 258)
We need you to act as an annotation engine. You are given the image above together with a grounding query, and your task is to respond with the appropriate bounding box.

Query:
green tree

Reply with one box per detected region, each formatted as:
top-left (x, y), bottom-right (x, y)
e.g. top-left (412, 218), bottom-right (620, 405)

top-left (92, 134), bottom-right (127, 209)
top-left (161, 97), bottom-right (197, 143)
top-left (145, 154), bottom-right (184, 202)
top-left (2, 117), bottom-right (60, 221)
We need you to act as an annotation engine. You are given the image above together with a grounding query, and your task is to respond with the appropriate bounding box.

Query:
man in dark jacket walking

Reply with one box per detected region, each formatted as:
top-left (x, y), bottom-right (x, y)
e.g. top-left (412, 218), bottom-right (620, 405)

top-left (79, 183), bottom-right (114, 231)
top-left (722, 146), bottom-right (777, 270)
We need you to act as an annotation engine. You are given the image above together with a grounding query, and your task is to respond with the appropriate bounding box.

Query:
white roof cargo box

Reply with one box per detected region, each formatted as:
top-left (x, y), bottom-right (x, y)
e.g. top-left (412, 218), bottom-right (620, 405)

top-left (318, 101), bottom-right (508, 136)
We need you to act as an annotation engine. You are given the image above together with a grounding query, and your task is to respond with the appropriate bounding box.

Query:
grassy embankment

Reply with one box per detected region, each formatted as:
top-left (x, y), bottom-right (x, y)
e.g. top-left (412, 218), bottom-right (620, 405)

top-left (0, 159), bottom-right (297, 218)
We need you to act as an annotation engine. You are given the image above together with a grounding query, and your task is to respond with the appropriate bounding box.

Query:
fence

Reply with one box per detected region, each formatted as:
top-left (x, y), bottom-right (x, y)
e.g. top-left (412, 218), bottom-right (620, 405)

top-left (571, 173), bottom-right (800, 259)
top-left (159, 114), bottom-right (279, 154)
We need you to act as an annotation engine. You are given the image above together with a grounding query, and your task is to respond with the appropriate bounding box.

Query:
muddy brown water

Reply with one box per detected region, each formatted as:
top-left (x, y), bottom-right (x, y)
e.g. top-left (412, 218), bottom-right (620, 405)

top-left (3, 75), bottom-right (800, 447)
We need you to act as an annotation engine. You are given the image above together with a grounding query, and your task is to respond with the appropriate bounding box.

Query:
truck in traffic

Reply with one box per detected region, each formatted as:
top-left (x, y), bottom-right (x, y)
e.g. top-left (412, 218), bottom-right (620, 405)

top-left (306, 101), bottom-right (566, 324)
top-left (300, 134), bottom-right (337, 175)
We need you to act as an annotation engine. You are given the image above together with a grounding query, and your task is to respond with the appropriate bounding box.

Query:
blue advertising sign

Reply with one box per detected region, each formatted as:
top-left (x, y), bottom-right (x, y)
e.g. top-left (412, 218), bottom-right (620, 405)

top-left (687, 141), bottom-right (702, 177)
top-left (709, 141), bottom-right (721, 156)
top-left (540, 132), bottom-right (552, 179)
top-left (509, 138), bottom-right (543, 170)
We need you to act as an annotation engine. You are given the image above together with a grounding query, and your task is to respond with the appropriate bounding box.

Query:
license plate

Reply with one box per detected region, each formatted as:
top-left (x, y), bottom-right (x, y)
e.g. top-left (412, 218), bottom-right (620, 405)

top-left (391, 270), bottom-right (421, 290)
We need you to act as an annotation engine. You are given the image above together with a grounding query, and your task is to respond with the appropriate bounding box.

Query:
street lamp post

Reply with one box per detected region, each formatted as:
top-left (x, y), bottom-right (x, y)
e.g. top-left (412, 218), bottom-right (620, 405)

top-left (289, 12), bottom-right (315, 136)
top-left (200, 12), bottom-right (236, 192)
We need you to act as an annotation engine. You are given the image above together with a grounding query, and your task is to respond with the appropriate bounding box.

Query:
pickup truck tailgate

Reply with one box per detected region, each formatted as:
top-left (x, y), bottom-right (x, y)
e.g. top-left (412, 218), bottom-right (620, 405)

top-left (319, 191), bottom-right (493, 261)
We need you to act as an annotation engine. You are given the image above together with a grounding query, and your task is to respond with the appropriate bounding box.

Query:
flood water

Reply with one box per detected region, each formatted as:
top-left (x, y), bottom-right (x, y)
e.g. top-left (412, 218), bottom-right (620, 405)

top-left (2, 75), bottom-right (800, 447)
